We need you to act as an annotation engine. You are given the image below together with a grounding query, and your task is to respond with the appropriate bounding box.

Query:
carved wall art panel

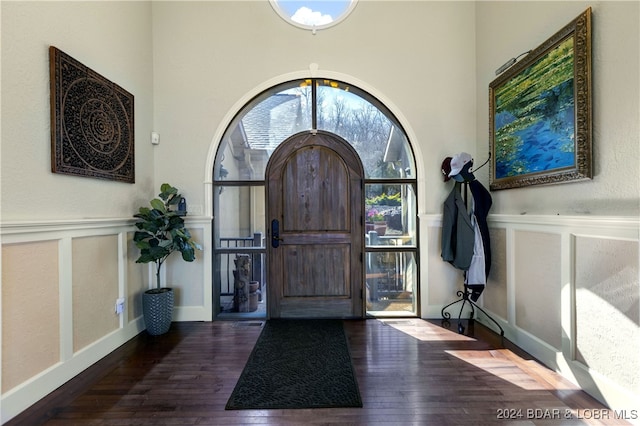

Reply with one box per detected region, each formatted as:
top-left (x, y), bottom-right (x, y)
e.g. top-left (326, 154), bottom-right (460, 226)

top-left (50, 46), bottom-right (134, 183)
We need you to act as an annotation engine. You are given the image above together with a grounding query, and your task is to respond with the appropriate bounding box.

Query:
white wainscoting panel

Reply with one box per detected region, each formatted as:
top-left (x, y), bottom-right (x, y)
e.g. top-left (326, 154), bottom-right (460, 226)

top-left (0, 217), bottom-right (212, 423)
top-left (421, 213), bottom-right (639, 414)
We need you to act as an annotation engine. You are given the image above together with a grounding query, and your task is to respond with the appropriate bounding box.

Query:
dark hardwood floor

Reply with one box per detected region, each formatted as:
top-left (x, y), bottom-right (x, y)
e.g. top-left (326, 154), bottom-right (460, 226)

top-left (8, 318), bottom-right (628, 425)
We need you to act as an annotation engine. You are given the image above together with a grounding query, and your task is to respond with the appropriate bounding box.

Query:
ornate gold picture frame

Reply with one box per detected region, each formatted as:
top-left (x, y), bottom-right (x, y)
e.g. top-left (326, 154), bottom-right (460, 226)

top-left (489, 8), bottom-right (592, 191)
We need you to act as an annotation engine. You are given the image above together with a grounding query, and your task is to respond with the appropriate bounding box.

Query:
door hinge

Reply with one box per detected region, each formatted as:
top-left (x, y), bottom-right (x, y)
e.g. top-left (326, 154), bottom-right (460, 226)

top-left (360, 252), bottom-right (363, 263)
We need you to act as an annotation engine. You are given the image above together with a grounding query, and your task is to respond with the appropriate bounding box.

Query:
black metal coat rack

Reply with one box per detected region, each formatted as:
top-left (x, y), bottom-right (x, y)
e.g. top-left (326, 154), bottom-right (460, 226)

top-left (441, 178), bottom-right (504, 337)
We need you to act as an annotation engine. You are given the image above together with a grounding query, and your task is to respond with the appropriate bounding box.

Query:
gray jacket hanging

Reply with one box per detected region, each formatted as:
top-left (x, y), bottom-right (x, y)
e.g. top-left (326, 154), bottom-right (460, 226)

top-left (441, 182), bottom-right (474, 270)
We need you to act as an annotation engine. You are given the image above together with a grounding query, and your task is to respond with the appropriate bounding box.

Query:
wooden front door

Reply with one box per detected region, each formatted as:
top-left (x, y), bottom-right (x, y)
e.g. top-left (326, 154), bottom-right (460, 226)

top-left (266, 131), bottom-right (364, 318)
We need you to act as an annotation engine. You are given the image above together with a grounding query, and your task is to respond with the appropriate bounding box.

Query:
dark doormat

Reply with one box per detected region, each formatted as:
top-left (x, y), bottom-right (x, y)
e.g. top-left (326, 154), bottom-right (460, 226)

top-left (225, 319), bottom-right (363, 410)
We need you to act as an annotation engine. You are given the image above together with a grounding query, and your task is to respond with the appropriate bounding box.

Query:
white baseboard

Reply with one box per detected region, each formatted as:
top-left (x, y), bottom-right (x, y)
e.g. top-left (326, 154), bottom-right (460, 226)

top-left (1, 318), bottom-right (145, 424)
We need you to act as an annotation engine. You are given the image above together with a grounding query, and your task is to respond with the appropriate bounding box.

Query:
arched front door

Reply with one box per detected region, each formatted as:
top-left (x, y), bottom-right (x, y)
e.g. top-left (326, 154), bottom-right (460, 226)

top-left (213, 78), bottom-right (419, 320)
top-left (266, 131), bottom-right (364, 318)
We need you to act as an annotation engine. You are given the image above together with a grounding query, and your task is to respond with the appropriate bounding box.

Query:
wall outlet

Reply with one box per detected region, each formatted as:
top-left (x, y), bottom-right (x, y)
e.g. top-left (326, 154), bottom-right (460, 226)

top-left (115, 298), bottom-right (125, 315)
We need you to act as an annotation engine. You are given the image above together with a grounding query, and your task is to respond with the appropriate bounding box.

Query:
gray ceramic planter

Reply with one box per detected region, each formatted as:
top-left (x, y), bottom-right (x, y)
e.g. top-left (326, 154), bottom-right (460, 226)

top-left (142, 287), bottom-right (174, 335)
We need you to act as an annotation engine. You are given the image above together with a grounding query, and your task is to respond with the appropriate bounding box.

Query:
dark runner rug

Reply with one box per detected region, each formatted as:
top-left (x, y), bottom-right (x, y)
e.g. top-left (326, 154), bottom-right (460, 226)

top-left (225, 319), bottom-right (362, 410)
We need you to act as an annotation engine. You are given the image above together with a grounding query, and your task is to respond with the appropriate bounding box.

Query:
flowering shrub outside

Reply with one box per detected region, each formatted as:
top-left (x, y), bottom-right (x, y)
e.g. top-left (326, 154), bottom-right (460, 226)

top-left (367, 209), bottom-right (385, 222)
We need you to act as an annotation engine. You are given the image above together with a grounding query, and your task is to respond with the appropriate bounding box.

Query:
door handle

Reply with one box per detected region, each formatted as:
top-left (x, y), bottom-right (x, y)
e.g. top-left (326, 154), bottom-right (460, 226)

top-left (271, 219), bottom-right (283, 248)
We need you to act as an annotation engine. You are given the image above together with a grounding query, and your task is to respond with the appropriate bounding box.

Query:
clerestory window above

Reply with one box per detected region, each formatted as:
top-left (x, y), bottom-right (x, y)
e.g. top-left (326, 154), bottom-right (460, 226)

top-left (269, 0), bottom-right (358, 32)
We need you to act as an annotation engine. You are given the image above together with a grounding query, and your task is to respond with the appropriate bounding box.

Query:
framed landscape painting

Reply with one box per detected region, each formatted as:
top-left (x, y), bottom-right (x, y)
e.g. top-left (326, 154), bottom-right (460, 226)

top-left (489, 8), bottom-right (592, 191)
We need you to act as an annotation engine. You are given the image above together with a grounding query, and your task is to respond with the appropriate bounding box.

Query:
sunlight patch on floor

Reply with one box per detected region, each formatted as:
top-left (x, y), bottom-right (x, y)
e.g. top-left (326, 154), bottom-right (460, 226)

top-left (376, 319), bottom-right (478, 342)
top-left (445, 349), bottom-right (574, 391)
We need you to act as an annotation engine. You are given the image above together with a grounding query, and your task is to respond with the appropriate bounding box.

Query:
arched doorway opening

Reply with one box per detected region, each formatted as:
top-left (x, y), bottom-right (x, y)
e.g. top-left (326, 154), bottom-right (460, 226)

top-left (212, 78), bottom-right (418, 319)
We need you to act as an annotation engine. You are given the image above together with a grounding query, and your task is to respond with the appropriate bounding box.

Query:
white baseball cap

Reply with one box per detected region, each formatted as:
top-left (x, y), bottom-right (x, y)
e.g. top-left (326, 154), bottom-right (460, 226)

top-left (448, 152), bottom-right (473, 177)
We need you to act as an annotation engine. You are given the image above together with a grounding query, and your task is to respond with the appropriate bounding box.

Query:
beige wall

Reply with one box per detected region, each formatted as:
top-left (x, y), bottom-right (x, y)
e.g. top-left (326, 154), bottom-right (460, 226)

top-left (483, 228), bottom-right (507, 319)
top-left (475, 2), bottom-right (640, 216)
top-left (2, 241), bottom-right (60, 392)
top-left (150, 0), bottom-right (478, 215)
top-left (127, 233), bottom-right (148, 321)
top-left (1, 0), bottom-right (639, 422)
top-left (471, 1), bottom-right (640, 410)
top-left (514, 231), bottom-right (562, 349)
top-left (72, 236), bottom-right (120, 352)
top-left (1, 1), bottom-right (156, 221)
top-left (1, 1), bottom-right (156, 421)
top-left (575, 236), bottom-right (639, 393)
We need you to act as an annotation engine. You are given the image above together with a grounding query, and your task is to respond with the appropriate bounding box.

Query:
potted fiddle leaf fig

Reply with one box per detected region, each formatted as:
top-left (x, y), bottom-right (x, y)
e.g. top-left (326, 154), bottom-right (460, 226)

top-left (133, 183), bottom-right (202, 335)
